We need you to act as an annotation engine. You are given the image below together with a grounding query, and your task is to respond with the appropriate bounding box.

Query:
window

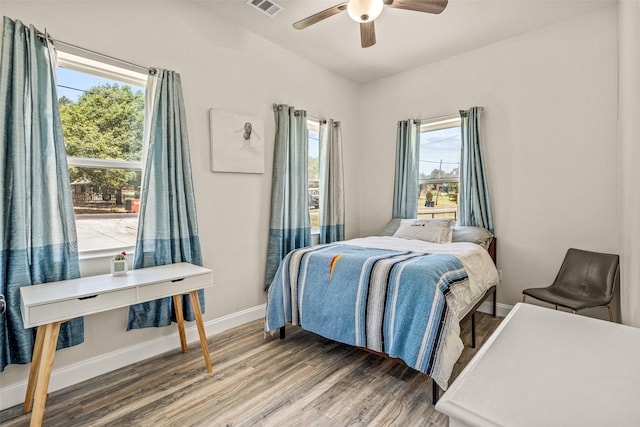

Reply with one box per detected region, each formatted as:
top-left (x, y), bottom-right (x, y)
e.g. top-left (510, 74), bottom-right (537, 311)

top-left (56, 52), bottom-right (147, 254)
top-left (308, 119), bottom-right (320, 233)
top-left (418, 117), bottom-right (461, 220)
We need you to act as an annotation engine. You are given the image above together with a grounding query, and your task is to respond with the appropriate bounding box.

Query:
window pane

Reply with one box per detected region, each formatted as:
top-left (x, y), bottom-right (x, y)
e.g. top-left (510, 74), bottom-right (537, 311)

top-left (72, 167), bottom-right (141, 251)
top-left (57, 59), bottom-right (145, 253)
top-left (418, 125), bottom-right (461, 220)
top-left (308, 127), bottom-right (320, 232)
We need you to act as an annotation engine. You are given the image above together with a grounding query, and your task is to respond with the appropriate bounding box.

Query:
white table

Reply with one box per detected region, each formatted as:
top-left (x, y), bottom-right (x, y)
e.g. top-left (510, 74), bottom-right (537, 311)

top-left (436, 303), bottom-right (640, 427)
top-left (19, 262), bottom-right (213, 427)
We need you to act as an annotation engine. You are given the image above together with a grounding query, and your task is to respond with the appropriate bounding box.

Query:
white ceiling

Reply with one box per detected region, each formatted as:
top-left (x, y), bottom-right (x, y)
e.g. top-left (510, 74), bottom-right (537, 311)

top-left (195, 0), bottom-right (615, 83)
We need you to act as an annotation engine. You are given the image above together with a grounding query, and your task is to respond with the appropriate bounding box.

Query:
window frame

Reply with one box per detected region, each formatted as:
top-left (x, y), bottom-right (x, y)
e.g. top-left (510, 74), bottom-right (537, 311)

top-left (56, 51), bottom-right (147, 259)
top-left (307, 118), bottom-right (320, 235)
top-left (418, 115), bottom-right (462, 220)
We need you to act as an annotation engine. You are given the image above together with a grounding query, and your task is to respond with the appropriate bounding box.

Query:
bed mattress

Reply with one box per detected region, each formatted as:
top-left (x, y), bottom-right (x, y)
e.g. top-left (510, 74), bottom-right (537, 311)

top-left (265, 236), bottom-right (499, 389)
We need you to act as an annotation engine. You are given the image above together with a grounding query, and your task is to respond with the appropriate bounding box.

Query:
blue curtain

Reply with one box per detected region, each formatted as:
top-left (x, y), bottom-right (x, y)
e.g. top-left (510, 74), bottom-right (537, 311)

top-left (392, 119), bottom-right (421, 219)
top-left (265, 104), bottom-right (311, 288)
top-left (459, 107), bottom-right (494, 233)
top-left (0, 17), bottom-right (83, 371)
top-left (127, 69), bottom-right (203, 330)
top-left (319, 119), bottom-right (345, 244)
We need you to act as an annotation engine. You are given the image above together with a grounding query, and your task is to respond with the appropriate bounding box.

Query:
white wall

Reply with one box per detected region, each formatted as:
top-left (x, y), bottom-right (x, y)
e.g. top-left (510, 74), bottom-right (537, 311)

top-left (0, 0), bottom-right (361, 406)
top-left (618, 0), bottom-right (640, 327)
top-left (1, 0), bottom-right (633, 410)
top-left (358, 6), bottom-right (620, 312)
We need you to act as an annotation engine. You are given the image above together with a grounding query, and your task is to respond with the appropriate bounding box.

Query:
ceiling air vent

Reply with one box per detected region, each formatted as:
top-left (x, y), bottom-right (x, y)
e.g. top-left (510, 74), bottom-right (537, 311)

top-left (247, 0), bottom-right (283, 17)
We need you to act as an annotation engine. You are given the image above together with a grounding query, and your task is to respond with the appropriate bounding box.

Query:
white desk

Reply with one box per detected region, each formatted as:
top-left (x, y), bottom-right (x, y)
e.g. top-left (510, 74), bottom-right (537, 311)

top-left (19, 262), bottom-right (213, 427)
top-left (436, 303), bottom-right (640, 427)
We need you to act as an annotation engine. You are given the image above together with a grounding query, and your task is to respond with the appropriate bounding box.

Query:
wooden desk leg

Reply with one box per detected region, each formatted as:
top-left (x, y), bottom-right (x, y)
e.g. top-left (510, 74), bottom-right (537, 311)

top-left (29, 321), bottom-right (62, 427)
top-left (188, 290), bottom-right (212, 373)
top-left (173, 295), bottom-right (188, 353)
top-left (23, 324), bottom-right (46, 413)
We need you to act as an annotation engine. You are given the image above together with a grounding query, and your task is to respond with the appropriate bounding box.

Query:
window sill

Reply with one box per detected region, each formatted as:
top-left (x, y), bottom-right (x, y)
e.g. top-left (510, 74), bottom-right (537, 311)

top-left (78, 246), bottom-right (136, 261)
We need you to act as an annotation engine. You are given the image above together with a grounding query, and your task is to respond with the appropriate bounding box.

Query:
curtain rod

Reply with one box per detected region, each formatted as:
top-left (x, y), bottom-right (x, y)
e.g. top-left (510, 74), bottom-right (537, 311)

top-left (420, 107), bottom-right (484, 123)
top-left (35, 30), bottom-right (157, 75)
top-left (272, 104), bottom-right (339, 124)
top-left (459, 106), bottom-right (485, 117)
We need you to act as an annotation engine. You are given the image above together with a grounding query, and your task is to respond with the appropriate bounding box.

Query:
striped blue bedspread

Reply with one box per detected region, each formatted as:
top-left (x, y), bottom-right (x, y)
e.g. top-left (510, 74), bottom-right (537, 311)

top-left (265, 243), bottom-right (470, 389)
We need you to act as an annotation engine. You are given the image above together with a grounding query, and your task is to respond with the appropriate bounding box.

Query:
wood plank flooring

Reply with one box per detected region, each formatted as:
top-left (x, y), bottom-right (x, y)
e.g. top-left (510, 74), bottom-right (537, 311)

top-left (0, 312), bottom-right (502, 426)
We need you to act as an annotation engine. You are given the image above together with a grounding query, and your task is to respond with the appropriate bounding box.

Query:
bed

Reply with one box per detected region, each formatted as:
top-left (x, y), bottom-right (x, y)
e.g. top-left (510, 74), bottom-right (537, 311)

top-left (265, 219), bottom-right (499, 403)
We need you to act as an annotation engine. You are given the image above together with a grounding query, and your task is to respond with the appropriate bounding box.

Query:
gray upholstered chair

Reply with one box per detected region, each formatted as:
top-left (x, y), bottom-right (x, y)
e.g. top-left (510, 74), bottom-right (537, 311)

top-left (522, 248), bottom-right (620, 321)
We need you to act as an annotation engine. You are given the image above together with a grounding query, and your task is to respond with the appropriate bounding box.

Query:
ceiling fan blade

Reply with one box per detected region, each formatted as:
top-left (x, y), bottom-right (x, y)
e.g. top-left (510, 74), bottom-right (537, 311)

top-left (293, 2), bottom-right (348, 30)
top-left (383, 0), bottom-right (448, 14)
top-left (360, 21), bottom-right (376, 48)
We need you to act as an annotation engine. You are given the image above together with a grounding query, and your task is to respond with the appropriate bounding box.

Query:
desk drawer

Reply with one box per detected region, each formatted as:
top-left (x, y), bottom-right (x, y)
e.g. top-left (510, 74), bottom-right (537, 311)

top-left (138, 273), bottom-right (211, 301)
top-left (28, 288), bottom-right (137, 325)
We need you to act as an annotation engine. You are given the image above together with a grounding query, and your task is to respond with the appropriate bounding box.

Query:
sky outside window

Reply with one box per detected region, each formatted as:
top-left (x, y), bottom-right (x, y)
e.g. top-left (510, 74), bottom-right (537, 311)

top-left (419, 127), bottom-right (461, 176)
top-left (57, 67), bottom-right (144, 102)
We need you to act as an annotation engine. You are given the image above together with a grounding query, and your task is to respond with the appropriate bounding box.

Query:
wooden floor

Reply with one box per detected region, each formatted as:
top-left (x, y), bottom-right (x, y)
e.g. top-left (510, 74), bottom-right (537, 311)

top-left (0, 313), bottom-right (502, 427)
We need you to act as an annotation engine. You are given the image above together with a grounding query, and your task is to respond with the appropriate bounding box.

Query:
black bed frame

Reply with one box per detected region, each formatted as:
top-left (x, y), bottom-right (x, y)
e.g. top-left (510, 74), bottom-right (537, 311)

top-left (278, 238), bottom-right (498, 405)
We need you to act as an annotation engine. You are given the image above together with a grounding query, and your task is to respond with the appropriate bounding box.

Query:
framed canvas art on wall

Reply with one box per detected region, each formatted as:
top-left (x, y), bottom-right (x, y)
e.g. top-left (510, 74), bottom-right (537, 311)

top-left (209, 108), bottom-right (265, 174)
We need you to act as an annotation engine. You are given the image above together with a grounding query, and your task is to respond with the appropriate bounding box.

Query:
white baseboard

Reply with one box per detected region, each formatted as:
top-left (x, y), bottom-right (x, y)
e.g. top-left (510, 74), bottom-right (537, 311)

top-left (0, 304), bottom-right (266, 411)
top-left (477, 300), bottom-right (513, 318)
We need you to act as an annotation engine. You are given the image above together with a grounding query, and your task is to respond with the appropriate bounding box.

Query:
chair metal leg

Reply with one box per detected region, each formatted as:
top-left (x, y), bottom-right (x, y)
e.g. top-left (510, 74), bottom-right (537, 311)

top-left (522, 295), bottom-right (526, 303)
top-left (608, 306), bottom-right (613, 322)
top-left (555, 305), bottom-right (559, 310)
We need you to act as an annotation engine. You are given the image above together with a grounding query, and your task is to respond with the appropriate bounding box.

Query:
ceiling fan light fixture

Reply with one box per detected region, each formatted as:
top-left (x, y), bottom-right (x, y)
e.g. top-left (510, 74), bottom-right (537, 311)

top-left (347, 0), bottom-right (384, 23)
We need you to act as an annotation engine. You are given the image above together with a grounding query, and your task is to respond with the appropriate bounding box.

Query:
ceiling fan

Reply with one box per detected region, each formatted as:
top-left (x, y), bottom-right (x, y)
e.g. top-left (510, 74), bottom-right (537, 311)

top-left (293, 0), bottom-right (448, 48)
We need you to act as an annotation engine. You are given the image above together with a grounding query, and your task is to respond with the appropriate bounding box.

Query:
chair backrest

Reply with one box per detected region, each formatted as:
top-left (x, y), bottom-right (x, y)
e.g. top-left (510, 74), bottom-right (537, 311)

top-left (552, 248), bottom-right (620, 302)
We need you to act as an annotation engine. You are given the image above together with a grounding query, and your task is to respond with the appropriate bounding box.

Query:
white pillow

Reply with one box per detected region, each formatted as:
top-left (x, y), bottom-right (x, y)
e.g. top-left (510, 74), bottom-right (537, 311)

top-left (393, 218), bottom-right (455, 243)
